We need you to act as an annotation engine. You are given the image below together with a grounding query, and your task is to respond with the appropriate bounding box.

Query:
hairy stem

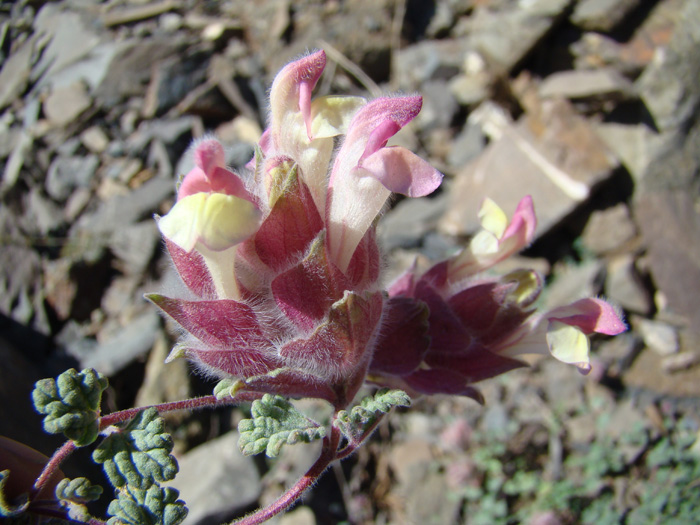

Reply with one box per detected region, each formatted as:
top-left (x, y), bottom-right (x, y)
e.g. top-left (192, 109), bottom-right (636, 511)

top-left (99, 392), bottom-right (262, 428)
top-left (336, 412), bottom-right (385, 461)
top-left (31, 440), bottom-right (76, 498)
top-left (234, 426), bottom-right (343, 525)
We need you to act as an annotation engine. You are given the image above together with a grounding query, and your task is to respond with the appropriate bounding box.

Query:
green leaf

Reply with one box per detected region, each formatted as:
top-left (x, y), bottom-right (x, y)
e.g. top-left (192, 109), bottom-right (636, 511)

top-left (0, 470), bottom-right (30, 517)
top-left (93, 408), bottom-right (178, 490)
top-left (55, 477), bottom-right (103, 504)
top-left (213, 378), bottom-right (243, 400)
top-left (32, 368), bottom-right (108, 447)
top-left (335, 388), bottom-right (410, 440)
top-left (107, 485), bottom-right (187, 525)
top-left (238, 394), bottom-right (326, 457)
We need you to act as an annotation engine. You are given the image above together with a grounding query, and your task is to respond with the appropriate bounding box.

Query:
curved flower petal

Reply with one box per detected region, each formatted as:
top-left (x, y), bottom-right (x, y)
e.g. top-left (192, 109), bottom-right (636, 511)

top-left (546, 321), bottom-right (591, 374)
top-left (177, 139), bottom-right (251, 201)
top-left (547, 298), bottom-right (627, 336)
top-left (327, 96), bottom-right (443, 271)
top-left (158, 192), bottom-right (262, 253)
top-left (360, 146), bottom-right (443, 197)
top-left (449, 195), bottom-right (537, 281)
top-left (269, 50), bottom-right (326, 143)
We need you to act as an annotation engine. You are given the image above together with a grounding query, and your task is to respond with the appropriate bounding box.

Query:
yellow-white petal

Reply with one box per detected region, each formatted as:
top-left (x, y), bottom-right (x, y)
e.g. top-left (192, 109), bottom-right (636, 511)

top-left (469, 229), bottom-right (499, 256)
top-left (478, 197), bottom-right (508, 238)
top-left (546, 321), bottom-right (591, 371)
top-left (158, 192), bottom-right (261, 253)
top-left (310, 96), bottom-right (366, 139)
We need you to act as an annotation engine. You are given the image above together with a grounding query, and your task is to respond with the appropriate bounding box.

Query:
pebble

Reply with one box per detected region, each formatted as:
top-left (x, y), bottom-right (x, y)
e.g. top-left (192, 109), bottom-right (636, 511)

top-left (79, 126), bottom-right (110, 153)
top-left (168, 431), bottom-right (262, 525)
top-left (635, 318), bottom-right (679, 356)
top-left (45, 155), bottom-right (99, 201)
top-left (605, 255), bottom-right (651, 315)
top-left (43, 82), bottom-right (91, 127)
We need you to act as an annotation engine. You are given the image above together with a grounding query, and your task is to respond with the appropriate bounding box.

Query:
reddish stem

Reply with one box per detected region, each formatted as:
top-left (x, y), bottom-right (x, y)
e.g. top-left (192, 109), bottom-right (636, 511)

top-left (99, 392), bottom-right (261, 428)
top-left (235, 426), bottom-right (343, 525)
top-left (31, 440), bottom-right (76, 498)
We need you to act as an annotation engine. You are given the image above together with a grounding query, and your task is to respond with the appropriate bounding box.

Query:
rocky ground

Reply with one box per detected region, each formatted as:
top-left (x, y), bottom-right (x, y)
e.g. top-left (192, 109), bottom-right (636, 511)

top-left (1, 0), bottom-right (700, 523)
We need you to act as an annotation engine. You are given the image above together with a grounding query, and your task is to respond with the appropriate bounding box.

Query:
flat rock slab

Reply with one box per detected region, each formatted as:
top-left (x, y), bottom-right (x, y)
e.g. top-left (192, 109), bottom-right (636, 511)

top-left (170, 431), bottom-right (261, 525)
top-left (440, 100), bottom-right (617, 239)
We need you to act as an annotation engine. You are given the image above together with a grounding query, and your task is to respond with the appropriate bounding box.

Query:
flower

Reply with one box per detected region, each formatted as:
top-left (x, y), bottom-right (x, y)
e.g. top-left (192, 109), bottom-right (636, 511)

top-left (150, 50), bottom-right (442, 409)
top-left (368, 197), bottom-right (626, 401)
top-left (150, 50), bottom-right (625, 409)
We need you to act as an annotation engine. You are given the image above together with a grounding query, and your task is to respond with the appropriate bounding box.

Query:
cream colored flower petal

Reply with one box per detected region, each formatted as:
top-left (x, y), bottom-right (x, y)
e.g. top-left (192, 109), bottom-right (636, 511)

top-left (310, 96), bottom-right (366, 139)
top-left (158, 193), bottom-right (261, 253)
top-left (478, 197), bottom-right (507, 238)
top-left (469, 229), bottom-right (500, 256)
top-left (546, 320), bottom-right (591, 373)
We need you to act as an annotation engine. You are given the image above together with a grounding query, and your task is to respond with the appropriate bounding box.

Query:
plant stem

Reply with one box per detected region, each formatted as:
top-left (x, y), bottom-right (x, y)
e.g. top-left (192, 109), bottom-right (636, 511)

top-left (31, 440), bottom-right (76, 498)
top-left (234, 426), bottom-right (343, 525)
top-left (99, 391), bottom-right (262, 428)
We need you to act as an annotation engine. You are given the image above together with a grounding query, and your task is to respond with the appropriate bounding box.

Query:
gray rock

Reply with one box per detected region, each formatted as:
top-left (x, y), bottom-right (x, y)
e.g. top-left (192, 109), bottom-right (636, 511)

top-left (633, 1), bottom-right (700, 342)
top-left (62, 309), bottom-right (161, 376)
top-left (21, 187), bottom-right (65, 236)
top-left (0, 33), bottom-right (40, 110)
top-left (1, 98), bottom-right (40, 195)
top-left (441, 101), bottom-right (617, 239)
top-left (80, 126), bottom-right (110, 153)
top-left (464, 0), bottom-right (570, 71)
top-left (74, 175), bottom-right (174, 237)
top-left (43, 81), bottom-right (92, 127)
top-left (134, 332), bottom-right (191, 411)
top-left (109, 221), bottom-right (160, 275)
top-left (594, 122), bottom-right (659, 182)
top-left (126, 117), bottom-right (197, 153)
top-left (446, 122), bottom-right (486, 168)
top-left (94, 37), bottom-right (185, 108)
top-left (581, 203), bottom-right (637, 255)
top-left (30, 5), bottom-right (100, 90)
top-left (394, 39), bottom-right (467, 89)
top-left (543, 259), bottom-right (605, 310)
top-left (571, 0), bottom-right (641, 32)
top-left (46, 155), bottom-right (99, 201)
top-left (170, 431), bottom-right (261, 525)
top-left (416, 80), bottom-right (458, 132)
top-left (636, 318), bottom-right (679, 356)
top-left (378, 192), bottom-right (448, 251)
top-left (604, 255), bottom-right (651, 315)
top-left (539, 68), bottom-right (635, 100)
top-left (636, 0), bottom-right (700, 134)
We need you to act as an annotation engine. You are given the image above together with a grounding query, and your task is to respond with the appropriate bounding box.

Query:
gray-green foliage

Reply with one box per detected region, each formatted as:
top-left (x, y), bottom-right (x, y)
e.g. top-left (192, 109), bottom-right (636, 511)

top-left (93, 408), bottom-right (178, 490)
top-left (32, 368), bottom-right (108, 446)
top-left (55, 477), bottom-right (103, 504)
top-left (93, 408), bottom-right (187, 525)
top-left (107, 485), bottom-right (187, 525)
top-left (453, 414), bottom-right (700, 524)
top-left (0, 470), bottom-right (29, 517)
top-left (335, 388), bottom-right (411, 441)
top-left (238, 394), bottom-right (326, 457)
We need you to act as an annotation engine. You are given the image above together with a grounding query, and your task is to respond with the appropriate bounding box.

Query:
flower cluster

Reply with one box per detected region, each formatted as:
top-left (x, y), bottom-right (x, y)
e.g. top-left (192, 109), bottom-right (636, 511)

top-left (150, 50), bottom-right (625, 410)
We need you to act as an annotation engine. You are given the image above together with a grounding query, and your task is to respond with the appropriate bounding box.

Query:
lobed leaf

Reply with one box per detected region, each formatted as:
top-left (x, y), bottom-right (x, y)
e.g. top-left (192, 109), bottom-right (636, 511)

top-left (0, 470), bottom-right (30, 517)
top-left (93, 408), bottom-right (178, 490)
top-left (335, 389), bottom-right (410, 440)
top-left (107, 485), bottom-right (187, 525)
top-left (55, 477), bottom-right (103, 504)
top-left (32, 368), bottom-right (109, 447)
top-left (238, 394), bottom-right (326, 457)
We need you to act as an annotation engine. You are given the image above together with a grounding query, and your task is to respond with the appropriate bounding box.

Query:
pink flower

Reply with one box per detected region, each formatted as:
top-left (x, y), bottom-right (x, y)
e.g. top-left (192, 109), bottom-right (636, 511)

top-left (150, 50), bottom-right (625, 409)
top-left (369, 197), bottom-right (626, 400)
top-left (150, 51), bottom-right (443, 409)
